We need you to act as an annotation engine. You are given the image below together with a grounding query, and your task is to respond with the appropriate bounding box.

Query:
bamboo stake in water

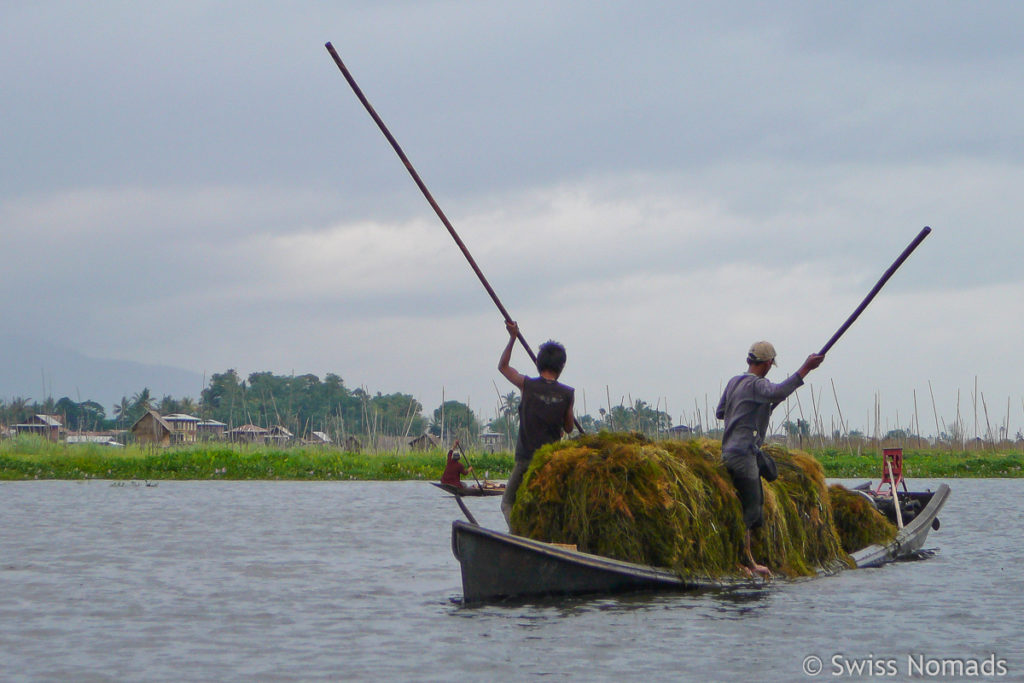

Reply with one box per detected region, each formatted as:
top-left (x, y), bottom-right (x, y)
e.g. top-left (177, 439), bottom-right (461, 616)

top-left (981, 391), bottom-right (993, 448)
top-left (928, 380), bottom-right (941, 445)
top-left (973, 376), bottom-right (979, 441)
top-left (606, 386), bottom-right (614, 431)
top-left (914, 389), bottom-right (921, 449)
top-left (795, 391), bottom-right (806, 449)
top-left (830, 378), bottom-right (852, 452)
top-left (1005, 395), bottom-right (1011, 444)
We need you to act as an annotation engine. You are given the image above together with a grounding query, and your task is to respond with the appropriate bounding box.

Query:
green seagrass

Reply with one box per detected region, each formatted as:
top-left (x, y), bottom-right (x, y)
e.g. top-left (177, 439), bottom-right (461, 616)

top-left (510, 433), bottom-right (874, 578)
top-left (828, 484), bottom-right (897, 554)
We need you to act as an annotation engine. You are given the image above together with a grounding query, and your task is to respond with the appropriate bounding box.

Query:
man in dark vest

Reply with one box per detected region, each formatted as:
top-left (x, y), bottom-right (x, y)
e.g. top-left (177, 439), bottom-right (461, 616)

top-left (498, 320), bottom-right (575, 526)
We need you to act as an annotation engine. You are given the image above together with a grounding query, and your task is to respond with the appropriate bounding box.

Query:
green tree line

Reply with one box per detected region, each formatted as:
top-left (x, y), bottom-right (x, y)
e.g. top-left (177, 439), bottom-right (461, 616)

top-left (1, 370), bottom-right (677, 442)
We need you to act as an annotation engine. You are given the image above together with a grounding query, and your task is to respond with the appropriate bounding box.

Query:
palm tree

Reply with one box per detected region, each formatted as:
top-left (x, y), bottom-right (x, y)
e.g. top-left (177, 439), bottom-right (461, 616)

top-left (113, 396), bottom-right (131, 427)
top-left (40, 396), bottom-right (56, 415)
top-left (178, 397), bottom-right (198, 416)
top-left (130, 388), bottom-right (153, 422)
top-left (500, 392), bottom-right (520, 422)
top-left (9, 396), bottom-right (32, 424)
top-left (158, 394), bottom-right (177, 415)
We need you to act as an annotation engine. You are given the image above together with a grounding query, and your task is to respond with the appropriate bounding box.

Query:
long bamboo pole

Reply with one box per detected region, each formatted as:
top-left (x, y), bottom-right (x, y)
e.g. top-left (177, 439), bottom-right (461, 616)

top-left (818, 227), bottom-right (932, 356)
top-left (325, 42), bottom-right (583, 434)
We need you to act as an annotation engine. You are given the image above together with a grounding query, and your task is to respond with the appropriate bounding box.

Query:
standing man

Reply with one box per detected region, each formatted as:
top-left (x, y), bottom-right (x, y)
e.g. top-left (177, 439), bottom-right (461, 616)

top-left (716, 341), bottom-right (824, 577)
top-left (498, 320), bottom-right (575, 526)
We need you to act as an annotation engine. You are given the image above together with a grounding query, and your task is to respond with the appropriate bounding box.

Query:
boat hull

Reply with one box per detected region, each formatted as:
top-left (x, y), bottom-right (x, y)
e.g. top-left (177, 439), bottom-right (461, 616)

top-left (432, 482), bottom-right (505, 497)
top-left (849, 483), bottom-right (949, 568)
top-left (451, 483), bottom-right (950, 604)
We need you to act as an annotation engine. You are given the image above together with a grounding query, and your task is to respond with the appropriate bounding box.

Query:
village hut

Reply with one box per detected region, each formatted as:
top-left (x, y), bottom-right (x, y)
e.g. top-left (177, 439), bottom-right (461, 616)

top-left (408, 433), bottom-right (438, 451)
top-left (13, 414), bottom-right (63, 442)
top-left (479, 431), bottom-right (504, 452)
top-left (342, 435), bottom-right (362, 453)
top-left (66, 433), bottom-right (122, 447)
top-left (666, 424), bottom-right (693, 439)
top-left (163, 413), bottom-right (199, 444)
top-left (266, 425), bottom-right (293, 445)
top-left (228, 424), bottom-right (269, 444)
top-left (131, 410), bottom-right (173, 447)
top-left (197, 419), bottom-right (227, 441)
top-left (305, 431), bottom-right (332, 446)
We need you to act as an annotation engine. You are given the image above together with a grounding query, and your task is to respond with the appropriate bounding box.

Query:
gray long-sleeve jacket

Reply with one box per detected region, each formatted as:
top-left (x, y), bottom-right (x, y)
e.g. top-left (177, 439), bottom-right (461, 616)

top-left (715, 372), bottom-right (804, 466)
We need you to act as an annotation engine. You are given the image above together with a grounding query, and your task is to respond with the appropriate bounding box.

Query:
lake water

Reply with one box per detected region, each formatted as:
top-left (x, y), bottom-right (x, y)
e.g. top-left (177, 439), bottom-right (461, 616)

top-left (0, 478), bottom-right (1020, 681)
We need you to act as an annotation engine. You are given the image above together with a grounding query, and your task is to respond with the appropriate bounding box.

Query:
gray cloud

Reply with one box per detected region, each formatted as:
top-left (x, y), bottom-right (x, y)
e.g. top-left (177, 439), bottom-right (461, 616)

top-left (2, 2), bottom-right (1022, 434)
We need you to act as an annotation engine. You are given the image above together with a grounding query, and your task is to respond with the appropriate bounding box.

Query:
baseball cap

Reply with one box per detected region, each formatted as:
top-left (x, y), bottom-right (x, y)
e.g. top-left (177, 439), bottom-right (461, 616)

top-left (748, 341), bottom-right (778, 366)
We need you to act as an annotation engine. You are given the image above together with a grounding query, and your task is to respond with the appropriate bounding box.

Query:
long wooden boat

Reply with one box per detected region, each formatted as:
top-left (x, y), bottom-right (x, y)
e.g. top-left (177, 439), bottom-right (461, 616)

top-left (451, 483), bottom-right (950, 604)
top-left (432, 481), bottom-right (505, 497)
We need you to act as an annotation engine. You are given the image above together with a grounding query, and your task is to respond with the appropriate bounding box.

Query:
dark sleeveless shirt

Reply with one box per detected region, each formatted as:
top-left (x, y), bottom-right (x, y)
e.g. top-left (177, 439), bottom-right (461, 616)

top-left (515, 376), bottom-right (574, 463)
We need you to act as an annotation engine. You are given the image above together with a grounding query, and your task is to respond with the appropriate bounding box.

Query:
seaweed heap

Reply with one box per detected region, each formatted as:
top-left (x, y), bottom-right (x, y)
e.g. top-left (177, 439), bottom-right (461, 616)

top-left (510, 433), bottom-right (860, 578)
top-left (828, 484), bottom-right (897, 554)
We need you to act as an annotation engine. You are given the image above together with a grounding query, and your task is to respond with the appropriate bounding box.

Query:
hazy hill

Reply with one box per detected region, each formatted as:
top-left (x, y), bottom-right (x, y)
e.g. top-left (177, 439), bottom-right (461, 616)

top-left (0, 334), bottom-right (206, 413)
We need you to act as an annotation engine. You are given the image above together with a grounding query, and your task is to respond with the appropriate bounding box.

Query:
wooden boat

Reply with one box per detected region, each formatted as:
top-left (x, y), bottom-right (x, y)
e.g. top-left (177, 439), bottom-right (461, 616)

top-left (432, 481), bottom-right (505, 497)
top-left (450, 483), bottom-right (950, 604)
top-left (851, 482), bottom-right (938, 528)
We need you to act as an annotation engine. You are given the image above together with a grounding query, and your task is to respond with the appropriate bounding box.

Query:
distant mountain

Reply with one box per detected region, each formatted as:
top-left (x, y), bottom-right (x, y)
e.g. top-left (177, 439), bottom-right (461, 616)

top-left (0, 334), bottom-right (206, 413)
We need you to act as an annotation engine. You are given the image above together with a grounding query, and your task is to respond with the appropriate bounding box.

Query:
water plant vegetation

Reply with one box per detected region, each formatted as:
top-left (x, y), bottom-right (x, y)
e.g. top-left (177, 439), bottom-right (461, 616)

top-left (510, 434), bottom-right (855, 578)
top-left (0, 436), bottom-right (511, 482)
top-left (0, 435), bottom-right (1022, 481)
top-left (828, 484), bottom-right (898, 554)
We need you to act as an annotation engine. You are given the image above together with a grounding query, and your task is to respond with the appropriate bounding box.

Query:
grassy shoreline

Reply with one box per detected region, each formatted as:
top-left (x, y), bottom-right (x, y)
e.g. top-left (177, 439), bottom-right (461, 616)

top-left (1, 437), bottom-right (1022, 480)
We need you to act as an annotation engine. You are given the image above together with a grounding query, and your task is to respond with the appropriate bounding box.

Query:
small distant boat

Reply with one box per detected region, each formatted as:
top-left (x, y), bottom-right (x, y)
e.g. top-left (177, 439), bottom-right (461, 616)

top-left (432, 481), bottom-right (505, 497)
top-left (450, 483), bottom-right (950, 604)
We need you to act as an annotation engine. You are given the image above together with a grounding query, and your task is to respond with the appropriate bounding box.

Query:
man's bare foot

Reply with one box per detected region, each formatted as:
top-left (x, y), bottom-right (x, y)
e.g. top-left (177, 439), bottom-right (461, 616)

top-left (739, 562), bottom-right (772, 579)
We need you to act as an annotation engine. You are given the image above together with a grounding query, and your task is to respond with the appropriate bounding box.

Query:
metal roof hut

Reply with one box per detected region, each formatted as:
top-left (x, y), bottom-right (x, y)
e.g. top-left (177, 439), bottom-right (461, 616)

top-left (131, 410), bottom-right (173, 447)
top-left (163, 413), bottom-right (199, 444)
top-left (266, 425), bottom-right (293, 445)
top-left (67, 434), bottom-right (122, 447)
top-left (667, 425), bottom-right (693, 439)
top-left (480, 431), bottom-right (504, 452)
top-left (228, 424), bottom-right (269, 444)
top-left (13, 414), bottom-right (63, 442)
top-left (197, 419), bottom-right (227, 441)
top-left (305, 431), bottom-right (332, 446)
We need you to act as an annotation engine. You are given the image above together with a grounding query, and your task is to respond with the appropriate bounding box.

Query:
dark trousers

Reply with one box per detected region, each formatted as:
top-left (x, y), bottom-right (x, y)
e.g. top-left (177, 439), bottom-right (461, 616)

top-left (500, 459), bottom-right (530, 526)
top-left (725, 458), bottom-right (765, 530)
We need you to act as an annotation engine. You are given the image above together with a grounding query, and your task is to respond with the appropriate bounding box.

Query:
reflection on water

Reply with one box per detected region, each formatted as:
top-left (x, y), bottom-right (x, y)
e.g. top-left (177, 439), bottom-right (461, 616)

top-left (0, 478), bottom-right (1021, 681)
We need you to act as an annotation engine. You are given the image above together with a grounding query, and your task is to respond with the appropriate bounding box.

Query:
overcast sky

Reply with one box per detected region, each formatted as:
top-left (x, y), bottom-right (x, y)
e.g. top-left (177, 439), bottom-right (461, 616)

top-left (4, 2), bottom-right (1023, 437)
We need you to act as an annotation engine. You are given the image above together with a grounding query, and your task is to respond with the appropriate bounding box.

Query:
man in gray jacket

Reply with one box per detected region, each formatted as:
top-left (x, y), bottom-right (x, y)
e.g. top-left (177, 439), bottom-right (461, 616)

top-left (716, 341), bottom-right (824, 577)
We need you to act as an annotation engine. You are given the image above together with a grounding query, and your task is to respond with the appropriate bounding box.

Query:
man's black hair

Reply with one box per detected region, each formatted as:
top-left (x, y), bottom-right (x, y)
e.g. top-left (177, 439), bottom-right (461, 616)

top-left (536, 340), bottom-right (567, 375)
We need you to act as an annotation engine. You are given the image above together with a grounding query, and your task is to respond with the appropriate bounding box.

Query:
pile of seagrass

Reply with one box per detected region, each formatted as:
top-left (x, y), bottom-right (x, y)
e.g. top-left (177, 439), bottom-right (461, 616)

top-left (828, 484), bottom-right (898, 554)
top-left (509, 433), bottom-right (895, 578)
